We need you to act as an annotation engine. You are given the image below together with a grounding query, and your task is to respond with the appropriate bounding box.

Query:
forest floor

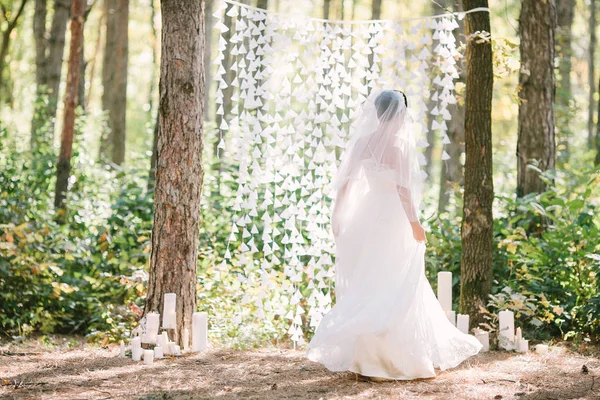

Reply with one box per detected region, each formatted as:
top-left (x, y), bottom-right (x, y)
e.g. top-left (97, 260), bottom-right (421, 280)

top-left (1, 337), bottom-right (599, 400)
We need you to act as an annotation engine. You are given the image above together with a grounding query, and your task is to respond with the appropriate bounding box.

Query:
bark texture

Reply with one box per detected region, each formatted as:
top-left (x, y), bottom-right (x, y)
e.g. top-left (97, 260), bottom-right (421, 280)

top-left (100, 0), bottom-right (129, 165)
top-left (145, 0), bottom-right (205, 347)
top-left (555, 0), bottom-right (574, 160)
top-left (517, 0), bottom-right (556, 198)
top-left (54, 0), bottom-right (84, 218)
top-left (459, 0), bottom-right (494, 330)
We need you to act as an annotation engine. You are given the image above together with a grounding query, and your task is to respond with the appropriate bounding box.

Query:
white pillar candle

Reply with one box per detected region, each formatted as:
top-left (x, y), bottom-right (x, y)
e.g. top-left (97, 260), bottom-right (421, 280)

top-left (158, 332), bottom-right (169, 353)
top-left (192, 312), bottom-right (208, 352)
top-left (437, 271), bottom-right (452, 312)
top-left (143, 349), bottom-right (154, 365)
top-left (154, 345), bottom-right (164, 359)
top-left (145, 312), bottom-right (160, 344)
top-left (183, 328), bottom-right (190, 352)
top-left (168, 341), bottom-right (177, 355)
top-left (475, 331), bottom-right (490, 352)
top-left (535, 344), bottom-right (548, 354)
top-left (131, 337), bottom-right (142, 361)
top-left (162, 293), bottom-right (177, 329)
top-left (518, 339), bottom-right (529, 353)
top-left (498, 310), bottom-right (515, 350)
top-left (457, 314), bottom-right (470, 334)
top-left (173, 345), bottom-right (181, 356)
top-left (119, 340), bottom-right (126, 358)
top-left (445, 310), bottom-right (456, 326)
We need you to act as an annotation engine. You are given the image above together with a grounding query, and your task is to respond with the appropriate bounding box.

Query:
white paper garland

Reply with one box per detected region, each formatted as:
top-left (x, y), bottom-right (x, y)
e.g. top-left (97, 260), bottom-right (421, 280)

top-left (212, 0), bottom-right (465, 345)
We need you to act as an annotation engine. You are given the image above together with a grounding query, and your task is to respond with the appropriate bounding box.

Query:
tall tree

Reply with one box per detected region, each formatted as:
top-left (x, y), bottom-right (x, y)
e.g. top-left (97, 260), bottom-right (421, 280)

top-left (323, 0), bottom-right (330, 19)
top-left (517, 0), bottom-right (556, 197)
top-left (371, 0), bottom-right (381, 19)
top-left (0, 0), bottom-right (29, 101)
top-left (555, 0), bottom-right (575, 160)
top-left (54, 0), bottom-right (84, 219)
top-left (459, 0), bottom-right (494, 330)
top-left (145, 0), bottom-right (205, 346)
top-left (597, 75), bottom-right (600, 165)
top-left (204, 0), bottom-right (214, 119)
top-left (31, 0), bottom-right (72, 149)
top-left (99, 0), bottom-right (129, 165)
top-left (589, 0), bottom-right (597, 149)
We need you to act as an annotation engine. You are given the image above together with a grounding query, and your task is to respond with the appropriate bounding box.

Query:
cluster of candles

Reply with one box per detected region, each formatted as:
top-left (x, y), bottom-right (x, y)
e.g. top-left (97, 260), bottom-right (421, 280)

top-left (437, 272), bottom-right (547, 354)
top-left (119, 293), bottom-right (208, 365)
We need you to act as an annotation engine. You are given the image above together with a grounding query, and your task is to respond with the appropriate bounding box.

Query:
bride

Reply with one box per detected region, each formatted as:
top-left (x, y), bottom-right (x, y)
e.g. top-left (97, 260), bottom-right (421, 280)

top-left (306, 89), bottom-right (482, 380)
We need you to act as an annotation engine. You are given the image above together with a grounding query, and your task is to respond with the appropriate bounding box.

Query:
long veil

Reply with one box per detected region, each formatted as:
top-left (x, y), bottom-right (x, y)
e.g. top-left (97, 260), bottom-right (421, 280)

top-left (332, 89), bottom-right (425, 230)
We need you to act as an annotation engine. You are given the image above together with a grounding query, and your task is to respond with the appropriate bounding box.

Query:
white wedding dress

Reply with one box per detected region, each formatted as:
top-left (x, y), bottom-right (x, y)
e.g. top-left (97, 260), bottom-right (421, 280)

top-left (306, 90), bottom-right (482, 380)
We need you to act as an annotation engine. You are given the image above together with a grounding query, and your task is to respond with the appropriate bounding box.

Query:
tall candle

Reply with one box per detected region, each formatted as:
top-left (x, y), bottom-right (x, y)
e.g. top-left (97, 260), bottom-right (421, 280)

top-left (173, 345), bottom-right (181, 356)
top-left (457, 314), bottom-right (470, 334)
top-left (183, 328), bottom-right (190, 352)
top-left (143, 349), bottom-right (154, 365)
top-left (498, 310), bottom-right (515, 350)
top-left (168, 341), bottom-right (177, 355)
top-left (131, 337), bottom-right (142, 361)
top-left (437, 271), bottom-right (452, 312)
top-left (145, 312), bottom-right (160, 344)
top-left (192, 312), bottom-right (208, 352)
top-left (154, 345), bottom-right (164, 359)
top-left (446, 310), bottom-right (456, 326)
top-left (119, 340), bottom-right (126, 358)
top-left (163, 293), bottom-right (177, 329)
top-left (518, 339), bottom-right (529, 353)
top-left (475, 331), bottom-right (490, 352)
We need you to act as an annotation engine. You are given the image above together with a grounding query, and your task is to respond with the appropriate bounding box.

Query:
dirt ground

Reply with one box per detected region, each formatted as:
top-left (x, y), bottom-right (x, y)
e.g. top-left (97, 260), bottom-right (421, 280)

top-left (1, 338), bottom-right (599, 400)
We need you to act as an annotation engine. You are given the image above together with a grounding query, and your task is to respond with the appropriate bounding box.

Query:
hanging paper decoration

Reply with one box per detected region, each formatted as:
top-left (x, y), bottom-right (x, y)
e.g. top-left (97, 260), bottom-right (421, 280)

top-left (211, 0), bottom-right (463, 345)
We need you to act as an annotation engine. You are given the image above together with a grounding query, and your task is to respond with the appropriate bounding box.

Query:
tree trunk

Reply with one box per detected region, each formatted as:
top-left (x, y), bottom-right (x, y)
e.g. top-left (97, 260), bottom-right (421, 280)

top-left (34, 0), bottom-right (48, 87)
top-left (45, 0), bottom-right (72, 136)
top-left (256, 0), bottom-right (267, 9)
top-left (0, 0), bottom-right (30, 102)
top-left (149, 0), bottom-right (158, 117)
top-left (589, 0), bottom-right (597, 149)
top-left (100, 0), bottom-right (129, 165)
top-left (555, 0), bottom-right (574, 161)
top-left (371, 0), bottom-right (381, 20)
top-left (459, 0), bottom-right (494, 330)
top-left (145, 0), bottom-right (205, 347)
top-left (54, 0), bottom-right (84, 220)
top-left (438, 0), bottom-right (465, 214)
top-left (516, 0), bottom-right (556, 198)
top-left (323, 0), bottom-right (330, 19)
top-left (596, 75), bottom-right (600, 165)
top-left (148, 110), bottom-right (159, 191)
top-left (203, 0), bottom-right (214, 119)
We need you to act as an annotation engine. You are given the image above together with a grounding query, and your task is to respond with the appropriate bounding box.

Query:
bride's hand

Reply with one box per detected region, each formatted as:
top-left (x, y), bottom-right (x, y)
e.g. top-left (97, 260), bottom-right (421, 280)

top-left (410, 222), bottom-right (427, 243)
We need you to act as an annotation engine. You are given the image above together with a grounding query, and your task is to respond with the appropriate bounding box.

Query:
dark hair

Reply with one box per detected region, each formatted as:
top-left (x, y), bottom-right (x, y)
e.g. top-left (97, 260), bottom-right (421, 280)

top-left (374, 90), bottom-right (408, 122)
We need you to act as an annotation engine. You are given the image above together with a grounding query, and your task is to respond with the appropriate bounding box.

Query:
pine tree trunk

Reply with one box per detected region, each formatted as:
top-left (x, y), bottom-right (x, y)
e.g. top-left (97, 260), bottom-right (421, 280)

top-left (371, 0), bottom-right (381, 19)
top-left (54, 0), bottom-right (84, 220)
top-left (323, 0), bottom-right (330, 19)
top-left (148, 110), bottom-right (159, 191)
top-left (596, 75), bottom-right (600, 165)
top-left (459, 0), bottom-right (494, 330)
top-left (517, 0), bottom-right (556, 198)
top-left (45, 0), bottom-right (72, 136)
top-left (203, 0), bottom-right (214, 119)
top-left (145, 0), bottom-right (205, 347)
top-left (588, 0), bottom-right (597, 149)
top-left (34, 0), bottom-right (48, 86)
top-left (555, 0), bottom-right (574, 161)
top-left (100, 0), bottom-right (128, 165)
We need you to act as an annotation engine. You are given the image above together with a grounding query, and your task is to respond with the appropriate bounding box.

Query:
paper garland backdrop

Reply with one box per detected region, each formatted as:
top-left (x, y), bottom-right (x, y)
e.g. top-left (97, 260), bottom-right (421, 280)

top-left (210, 0), bottom-right (466, 345)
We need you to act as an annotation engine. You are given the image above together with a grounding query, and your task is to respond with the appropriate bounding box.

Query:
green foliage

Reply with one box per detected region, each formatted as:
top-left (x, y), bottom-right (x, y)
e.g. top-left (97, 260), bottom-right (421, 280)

top-left (493, 167), bottom-right (600, 341)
